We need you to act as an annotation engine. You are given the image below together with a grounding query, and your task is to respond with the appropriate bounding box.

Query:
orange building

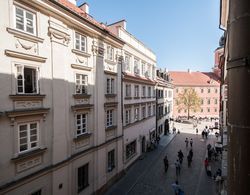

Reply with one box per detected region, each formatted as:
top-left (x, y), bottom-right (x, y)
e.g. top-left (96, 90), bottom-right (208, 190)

top-left (169, 70), bottom-right (220, 119)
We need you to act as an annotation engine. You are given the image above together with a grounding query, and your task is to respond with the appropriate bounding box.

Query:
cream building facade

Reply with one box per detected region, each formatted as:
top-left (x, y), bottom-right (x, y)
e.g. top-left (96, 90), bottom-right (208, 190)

top-left (0, 0), bottom-right (125, 194)
top-left (156, 69), bottom-right (174, 136)
top-left (108, 20), bottom-right (157, 168)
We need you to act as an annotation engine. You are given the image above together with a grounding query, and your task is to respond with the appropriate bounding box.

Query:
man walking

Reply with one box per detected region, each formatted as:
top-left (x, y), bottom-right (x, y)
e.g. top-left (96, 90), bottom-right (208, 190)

top-left (185, 138), bottom-right (189, 148)
top-left (175, 159), bottom-right (181, 176)
top-left (190, 138), bottom-right (193, 147)
top-left (163, 155), bottom-right (169, 173)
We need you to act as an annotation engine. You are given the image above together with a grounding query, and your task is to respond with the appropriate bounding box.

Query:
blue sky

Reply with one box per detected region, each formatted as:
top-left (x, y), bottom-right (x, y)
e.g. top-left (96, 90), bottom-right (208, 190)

top-left (78, 0), bottom-right (222, 72)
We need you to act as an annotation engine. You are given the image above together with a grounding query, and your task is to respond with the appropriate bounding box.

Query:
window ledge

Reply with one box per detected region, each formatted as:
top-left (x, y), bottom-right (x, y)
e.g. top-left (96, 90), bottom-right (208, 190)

top-left (105, 94), bottom-right (117, 98)
top-left (6, 108), bottom-right (50, 118)
top-left (5, 50), bottom-right (47, 63)
top-left (141, 96), bottom-right (147, 99)
top-left (9, 94), bottom-right (46, 101)
top-left (71, 64), bottom-right (92, 71)
top-left (105, 59), bottom-right (116, 65)
top-left (124, 97), bottom-right (132, 100)
top-left (71, 49), bottom-right (91, 57)
top-left (105, 125), bottom-right (117, 131)
top-left (74, 133), bottom-right (92, 141)
top-left (11, 148), bottom-right (47, 162)
top-left (71, 104), bottom-right (94, 111)
top-left (73, 94), bottom-right (91, 99)
top-left (6, 27), bottom-right (44, 43)
top-left (104, 70), bottom-right (117, 76)
top-left (134, 97), bottom-right (140, 99)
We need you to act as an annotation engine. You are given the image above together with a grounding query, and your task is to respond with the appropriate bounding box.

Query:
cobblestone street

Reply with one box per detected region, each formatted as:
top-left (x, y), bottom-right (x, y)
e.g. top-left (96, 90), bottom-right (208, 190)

top-left (105, 122), bottom-right (220, 195)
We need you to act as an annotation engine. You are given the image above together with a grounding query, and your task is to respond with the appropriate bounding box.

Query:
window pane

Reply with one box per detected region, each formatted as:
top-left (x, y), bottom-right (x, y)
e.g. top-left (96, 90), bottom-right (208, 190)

top-left (20, 144), bottom-right (27, 151)
top-left (16, 7), bottom-right (24, 30)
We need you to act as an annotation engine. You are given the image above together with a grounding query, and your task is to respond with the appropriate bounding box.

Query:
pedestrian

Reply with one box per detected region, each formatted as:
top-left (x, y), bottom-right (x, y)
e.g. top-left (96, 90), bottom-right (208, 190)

top-left (185, 138), bottom-right (189, 148)
top-left (189, 149), bottom-right (193, 160)
top-left (178, 150), bottom-right (184, 164)
top-left (201, 131), bottom-right (205, 139)
top-left (163, 155), bottom-right (169, 173)
top-left (204, 158), bottom-right (209, 171)
top-left (207, 164), bottom-right (212, 176)
top-left (175, 159), bottom-right (181, 176)
top-left (196, 128), bottom-right (198, 135)
top-left (171, 180), bottom-right (181, 195)
top-left (190, 138), bottom-right (193, 147)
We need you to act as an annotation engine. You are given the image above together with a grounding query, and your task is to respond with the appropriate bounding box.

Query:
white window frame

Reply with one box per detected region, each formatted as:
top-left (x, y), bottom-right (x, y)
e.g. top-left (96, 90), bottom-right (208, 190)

top-left (134, 107), bottom-right (139, 121)
top-left (134, 85), bottom-right (139, 97)
top-left (76, 113), bottom-right (88, 136)
top-left (148, 105), bottom-right (151, 116)
top-left (134, 59), bottom-right (139, 74)
top-left (142, 86), bottom-right (146, 97)
top-left (75, 32), bottom-right (87, 52)
top-left (16, 65), bottom-right (39, 94)
top-left (125, 109), bottom-right (131, 125)
top-left (125, 84), bottom-right (131, 97)
top-left (18, 122), bottom-right (39, 153)
top-left (106, 109), bottom-right (113, 127)
top-left (107, 78), bottom-right (115, 94)
top-left (75, 74), bottom-right (88, 94)
top-left (124, 55), bottom-right (131, 72)
top-left (107, 149), bottom-right (115, 172)
top-left (107, 45), bottom-right (114, 61)
top-left (14, 5), bottom-right (36, 35)
top-left (142, 106), bottom-right (146, 119)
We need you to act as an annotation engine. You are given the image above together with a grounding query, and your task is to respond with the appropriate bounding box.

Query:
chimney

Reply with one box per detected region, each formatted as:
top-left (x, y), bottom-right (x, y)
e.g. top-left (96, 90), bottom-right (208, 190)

top-left (79, 2), bottom-right (89, 14)
top-left (68, 0), bottom-right (77, 5)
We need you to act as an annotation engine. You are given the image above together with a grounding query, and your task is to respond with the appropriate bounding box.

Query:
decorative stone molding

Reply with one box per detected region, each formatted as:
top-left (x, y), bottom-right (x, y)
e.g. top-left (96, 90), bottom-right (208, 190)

top-left (5, 50), bottom-right (47, 63)
top-left (71, 64), bottom-right (92, 71)
top-left (6, 28), bottom-right (44, 43)
top-left (9, 94), bottom-right (46, 101)
top-left (48, 27), bottom-right (70, 46)
top-left (14, 101), bottom-right (42, 110)
top-left (104, 64), bottom-right (116, 73)
top-left (104, 102), bottom-right (118, 107)
top-left (74, 135), bottom-right (90, 149)
top-left (72, 49), bottom-right (91, 58)
top-left (75, 98), bottom-right (89, 105)
top-left (73, 94), bottom-right (91, 99)
top-left (71, 104), bottom-right (93, 112)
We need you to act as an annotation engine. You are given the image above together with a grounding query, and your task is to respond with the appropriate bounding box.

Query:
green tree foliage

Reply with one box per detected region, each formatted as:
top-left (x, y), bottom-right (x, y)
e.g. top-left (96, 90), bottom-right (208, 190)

top-left (177, 88), bottom-right (201, 119)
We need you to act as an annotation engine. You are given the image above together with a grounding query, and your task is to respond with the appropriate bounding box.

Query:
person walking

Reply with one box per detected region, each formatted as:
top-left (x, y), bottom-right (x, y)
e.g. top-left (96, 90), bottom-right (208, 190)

top-left (171, 180), bottom-right (181, 195)
top-left (190, 138), bottom-right (193, 147)
top-left (185, 138), bottom-right (189, 148)
top-left (187, 154), bottom-right (192, 167)
top-left (196, 128), bottom-right (198, 135)
top-left (178, 150), bottom-right (184, 164)
top-left (189, 149), bottom-right (193, 161)
top-left (175, 159), bottom-right (181, 176)
top-left (163, 155), bottom-right (169, 173)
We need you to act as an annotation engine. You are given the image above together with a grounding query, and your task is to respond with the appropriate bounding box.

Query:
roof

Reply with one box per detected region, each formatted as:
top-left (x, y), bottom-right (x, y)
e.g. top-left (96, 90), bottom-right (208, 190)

top-left (55, 0), bottom-right (122, 41)
top-left (169, 71), bottom-right (220, 87)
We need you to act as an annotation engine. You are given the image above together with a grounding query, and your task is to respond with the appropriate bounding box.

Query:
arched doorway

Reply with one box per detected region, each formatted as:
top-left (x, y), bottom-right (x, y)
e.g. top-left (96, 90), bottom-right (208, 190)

top-left (164, 119), bottom-right (169, 135)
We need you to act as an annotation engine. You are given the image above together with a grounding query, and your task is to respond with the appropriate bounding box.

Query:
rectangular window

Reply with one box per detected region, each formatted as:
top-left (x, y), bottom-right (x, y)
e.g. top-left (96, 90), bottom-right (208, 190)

top-left (125, 84), bottom-right (131, 97)
top-left (76, 74), bottom-right (88, 94)
top-left (107, 45), bottom-right (114, 61)
top-left (134, 59), bottom-right (139, 74)
top-left (208, 88), bottom-right (211, 93)
top-left (148, 105), bottom-right (151, 116)
top-left (75, 33), bottom-right (87, 52)
top-left (134, 85), bottom-right (139, 97)
top-left (76, 114), bottom-right (87, 136)
top-left (215, 108), bottom-right (217, 112)
top-left (78, 163), bottom-right (89, 192)
top-left (107, 78), bottom-right (115, 94)
top-left (153, 105), bottom-right (156, 116)
top-left (168, 90), bottom-right (172, 98)
top-left (215, 88), bottom-right (218, 93)
top-left (17, 65), bottom-right (38, 94)
top-left (142, 106), bottom-right (146, 119)
top-left (176, 88), bottom-right (179, 93)
top-left (215, 98), bottom-right (218, 104)
top-left (134, 108), bottom-right (139, 121)
top-left (207, 108), bottom-right (210, 112)
top-left (126, 140), bottom-right (136, 159)
top-left (207, 99), bottom-right (211, 104)
top-left (148, 86), bottom-right (151, 97)
top-left (30, 189), bottom-right (42, 195)
top-left (15, 6), bottom-right (36, 35)
top-left (201, 88), bottom-right (204, 93)
top-left (125, 109), bottom-right (131, 125)
top-left (106, 109), bottom-right (113, 127)
top-left (18, 122), bottom-right (38, 153)
top-left (125, 55), bottom-right (131, 71)
top-left (142, 86), bottom-right (146, 97)
top-left (107, 150), bottom-right (115, 172)
top-left (201, 99), bottom-right (204, 105)
top-left (141, 62), bottom-right (145, 76)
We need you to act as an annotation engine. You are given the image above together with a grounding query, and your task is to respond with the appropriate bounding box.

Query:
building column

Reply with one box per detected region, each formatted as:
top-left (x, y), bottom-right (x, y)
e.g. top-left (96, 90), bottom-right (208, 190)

top-left (227, 0), bottom-right (250, 194)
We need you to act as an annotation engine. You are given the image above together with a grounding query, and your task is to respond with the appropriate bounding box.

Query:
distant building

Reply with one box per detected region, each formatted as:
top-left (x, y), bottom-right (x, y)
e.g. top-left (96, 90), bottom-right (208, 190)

top-left (169, 70), bottom-right (220, 119)
top-left (108, 20), bottom-right (157, 168)
top-left (156, 69), bottom-right (173, 136)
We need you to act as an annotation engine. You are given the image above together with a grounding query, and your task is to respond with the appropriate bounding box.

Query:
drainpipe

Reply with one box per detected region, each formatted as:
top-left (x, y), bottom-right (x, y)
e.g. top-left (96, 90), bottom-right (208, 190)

top-left (227, 0), bottom-right (250, 194)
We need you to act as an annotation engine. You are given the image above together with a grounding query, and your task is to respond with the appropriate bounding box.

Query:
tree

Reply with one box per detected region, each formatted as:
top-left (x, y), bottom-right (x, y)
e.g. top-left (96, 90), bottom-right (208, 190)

top-left (176, 88), bottom-right (201, 119)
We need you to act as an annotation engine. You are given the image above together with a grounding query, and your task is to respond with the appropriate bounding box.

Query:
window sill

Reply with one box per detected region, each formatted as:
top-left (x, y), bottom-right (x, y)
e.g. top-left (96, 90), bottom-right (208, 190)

top-left (11, 148), bottom-right (47, 162)
top-left (6, 27), bottom-right (44, 43)
top-left (78, 184), bottom-right (89, 193)
top-left (105, 94), bottom-right (117, 98)
top-left (71, 49), bottom-right (91, 57)
top-left (5, 50), bottom-right (47, 63)
top-left (105, 125), bottom-right (117, 131)
top-left (124, 97), bottom-right (132, 100)
top-left (105, 59), bottom-right (116, 65)
top-left (133, 97), bottom-right (140, 99)
top-left (9, 94), bottom-right (46, 101)
top-left (71, 64), bottom-right (92, 71)
top-left (73, 94), bottom-right (91, 99)
top-left (141, 97), bottom-right (147, 99)
top-left (74, 133), bottom-right (92, 141)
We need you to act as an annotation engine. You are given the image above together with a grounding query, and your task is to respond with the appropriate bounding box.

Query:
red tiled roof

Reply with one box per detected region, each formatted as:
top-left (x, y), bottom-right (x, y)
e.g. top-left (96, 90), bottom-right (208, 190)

top-left (57, 0), bottom-right (117, 37)
top-left (169, 71), bottom-right (220, 86)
